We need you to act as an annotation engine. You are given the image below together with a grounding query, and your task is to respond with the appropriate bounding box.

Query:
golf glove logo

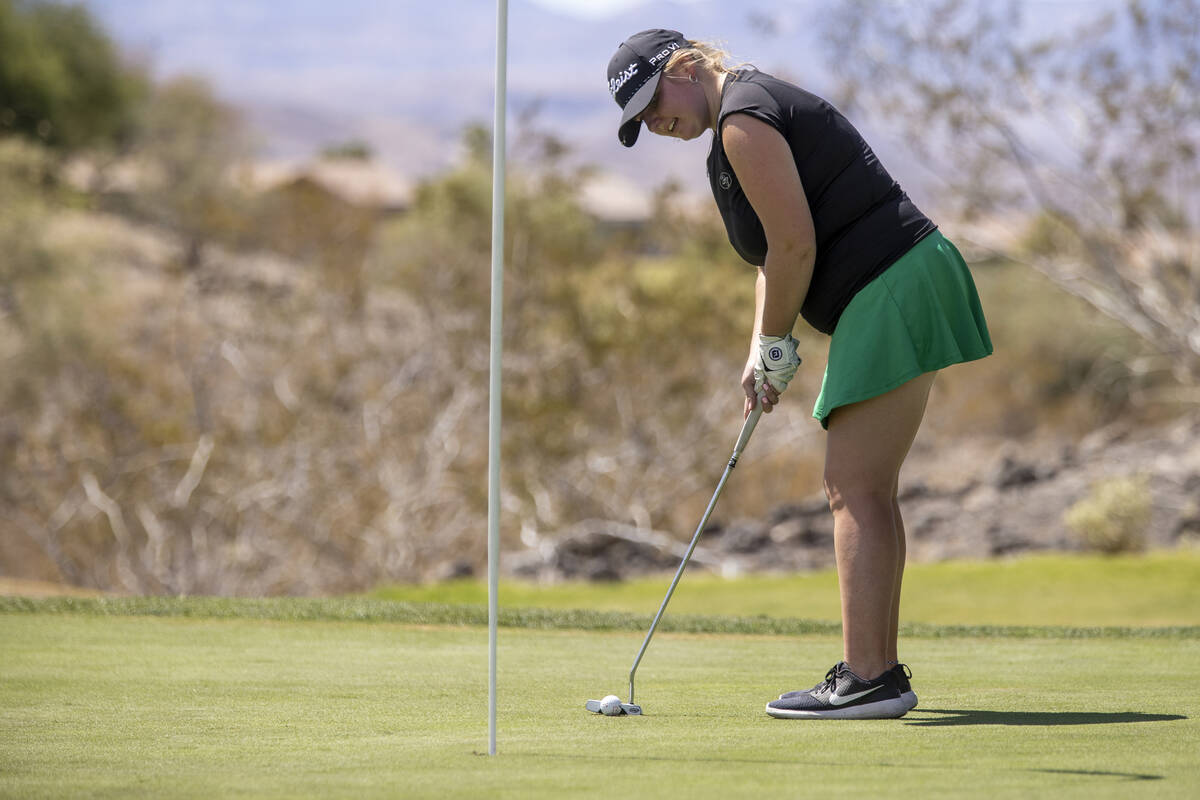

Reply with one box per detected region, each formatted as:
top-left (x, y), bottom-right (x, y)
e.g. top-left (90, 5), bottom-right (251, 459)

top-left (755, 333), bottom-right (801, 394)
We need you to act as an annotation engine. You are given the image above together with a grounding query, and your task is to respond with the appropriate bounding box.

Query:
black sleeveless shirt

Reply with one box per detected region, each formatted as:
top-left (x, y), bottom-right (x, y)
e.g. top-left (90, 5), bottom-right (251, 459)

top-left (708, 69), bottom-right (936, 334)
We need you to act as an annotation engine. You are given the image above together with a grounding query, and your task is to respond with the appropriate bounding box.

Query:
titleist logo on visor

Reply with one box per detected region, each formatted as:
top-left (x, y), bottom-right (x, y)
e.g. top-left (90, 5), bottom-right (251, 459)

top-left (610, 42), bottom-right (681, 101)
top-left (609, 62), bottom-right (639, 97)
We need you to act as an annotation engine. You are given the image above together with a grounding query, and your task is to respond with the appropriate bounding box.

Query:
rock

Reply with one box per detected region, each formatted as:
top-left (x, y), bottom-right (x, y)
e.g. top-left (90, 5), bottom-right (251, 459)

top-left (992, 456), bottom-right (1040, 489)
top-left (719, 520), bottom-right (770, 553)
top-left (507, 521), bottom-right (724, 582)
top-left (434, 560), bottom-right (475, 580)
top-left (493, 419), bottom-right (1200, 581)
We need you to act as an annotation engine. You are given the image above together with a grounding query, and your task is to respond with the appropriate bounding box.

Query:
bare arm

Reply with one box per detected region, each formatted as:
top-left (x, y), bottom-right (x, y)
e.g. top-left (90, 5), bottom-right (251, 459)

top-left (741, 268), bottom-right (769, 416)
top-left (750, 267), bottom-right (766, 342)
top-left (722, 113), bottom-right (816, 336)
top-left (723, 113), bottom-right (817, 412)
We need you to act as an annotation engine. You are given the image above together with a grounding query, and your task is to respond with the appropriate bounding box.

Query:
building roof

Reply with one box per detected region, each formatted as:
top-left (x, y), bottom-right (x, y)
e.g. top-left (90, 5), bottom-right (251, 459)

top-left (247, 159), bottom-right (414, 209)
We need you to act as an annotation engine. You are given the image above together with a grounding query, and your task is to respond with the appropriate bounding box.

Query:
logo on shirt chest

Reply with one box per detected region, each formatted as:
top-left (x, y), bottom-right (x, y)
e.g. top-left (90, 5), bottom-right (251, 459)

top-left (718, 171), bottom-right (732, 190)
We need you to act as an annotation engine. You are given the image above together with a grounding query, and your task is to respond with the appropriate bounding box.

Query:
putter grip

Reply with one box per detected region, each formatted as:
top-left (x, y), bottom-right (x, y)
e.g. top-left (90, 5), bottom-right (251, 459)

top-left (733, 400), bottom-right (764, 458)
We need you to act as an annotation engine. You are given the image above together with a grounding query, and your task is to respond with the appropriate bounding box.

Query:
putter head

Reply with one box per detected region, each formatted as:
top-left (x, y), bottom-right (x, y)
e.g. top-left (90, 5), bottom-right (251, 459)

top-left (584, 699), bottom-right (643, 715)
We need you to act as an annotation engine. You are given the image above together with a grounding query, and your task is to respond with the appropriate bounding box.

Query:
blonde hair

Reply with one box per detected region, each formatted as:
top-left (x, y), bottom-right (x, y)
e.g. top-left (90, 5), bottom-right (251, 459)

top-left (664, 40), bottom-right (744, 76)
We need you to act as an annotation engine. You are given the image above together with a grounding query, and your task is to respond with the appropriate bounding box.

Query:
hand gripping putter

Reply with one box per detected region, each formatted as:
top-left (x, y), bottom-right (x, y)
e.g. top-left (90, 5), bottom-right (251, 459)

top-left (587, 401), bottom-right (765, 716)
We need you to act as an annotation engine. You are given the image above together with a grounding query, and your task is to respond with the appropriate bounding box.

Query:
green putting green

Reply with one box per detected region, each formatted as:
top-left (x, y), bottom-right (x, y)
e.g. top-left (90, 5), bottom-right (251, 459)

top-left (2, 592), bottom-right (1197, 798)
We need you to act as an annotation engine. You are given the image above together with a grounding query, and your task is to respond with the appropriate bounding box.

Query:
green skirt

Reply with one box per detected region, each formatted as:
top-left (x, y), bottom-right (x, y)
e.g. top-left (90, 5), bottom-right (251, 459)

top-left (812, 230), bottom-right (993, 429)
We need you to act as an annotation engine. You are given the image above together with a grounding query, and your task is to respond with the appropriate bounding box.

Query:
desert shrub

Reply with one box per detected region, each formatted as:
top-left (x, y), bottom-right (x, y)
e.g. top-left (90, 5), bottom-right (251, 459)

top-left (1064, 475), bottom-right (1152, 554)
top-left (922, 259), bottom-right (1186, 442)
top-left (0, 138), bottom-right (57, 332)
top-left (822, 0), bottom-right (1200, 383)
top-left (130, 76), bottom-right (251, 267)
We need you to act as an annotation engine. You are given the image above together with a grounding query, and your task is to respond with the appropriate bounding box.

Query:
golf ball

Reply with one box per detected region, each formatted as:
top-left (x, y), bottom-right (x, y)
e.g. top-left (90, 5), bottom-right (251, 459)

top-left (599, 695), bottom-right (623, 716)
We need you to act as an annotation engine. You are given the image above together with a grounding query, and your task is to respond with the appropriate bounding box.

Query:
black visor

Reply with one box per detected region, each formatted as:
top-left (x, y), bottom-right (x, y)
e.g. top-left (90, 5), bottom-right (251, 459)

top-left (607, 29), bottom-right (688, 147)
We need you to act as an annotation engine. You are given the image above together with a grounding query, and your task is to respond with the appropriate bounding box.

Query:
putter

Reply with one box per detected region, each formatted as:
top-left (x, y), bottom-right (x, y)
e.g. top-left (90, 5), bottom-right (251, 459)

top-left (586, 399), bottom-right (765, 715)
top-left (584, 699), bottom-right (643, 715)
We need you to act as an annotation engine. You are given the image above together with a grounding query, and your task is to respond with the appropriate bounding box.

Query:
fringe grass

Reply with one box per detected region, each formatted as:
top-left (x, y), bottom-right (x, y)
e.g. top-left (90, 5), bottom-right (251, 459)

top-left (2, 595), bottom-right (1195, 639)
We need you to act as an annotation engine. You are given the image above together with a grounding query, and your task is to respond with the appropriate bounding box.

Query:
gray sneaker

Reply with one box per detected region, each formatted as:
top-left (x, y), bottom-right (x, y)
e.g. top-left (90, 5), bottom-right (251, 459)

top-left (893, 663), bottom-right (918, 712)
top-left (779, 663), bottom-right (917, 706)
top-left (766, 662), bottom-right (908, 719)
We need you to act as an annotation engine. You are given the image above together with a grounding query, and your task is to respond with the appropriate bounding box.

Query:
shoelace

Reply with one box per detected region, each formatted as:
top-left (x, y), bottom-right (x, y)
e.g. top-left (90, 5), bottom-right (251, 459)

top-left (815, 663), bottom-right (842, 695)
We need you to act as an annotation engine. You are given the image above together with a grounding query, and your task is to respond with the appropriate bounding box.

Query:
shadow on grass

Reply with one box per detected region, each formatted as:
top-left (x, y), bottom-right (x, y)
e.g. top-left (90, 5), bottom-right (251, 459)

top-left (905, 708), bottom-right (1186, 727)
top-left (514, 752), bottom-right (1166, 782)
top-left (1031, 768), bottom-right (1162, 782)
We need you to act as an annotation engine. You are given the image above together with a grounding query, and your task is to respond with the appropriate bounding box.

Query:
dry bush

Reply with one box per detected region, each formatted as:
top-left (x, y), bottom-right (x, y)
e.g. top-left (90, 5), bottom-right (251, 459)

top-left (1064, 475), bottom-right (1152, 554)
top-left (0, 129), bottom-right (806, 593)
top-left (0, 208), bottom-right (483, 593)
top-left (1, 109), bottom-right (1192, 594)
top-left (921, 258), bottom-right (1187, 442)
top-left (823, 0), bottom-right (1200, 385)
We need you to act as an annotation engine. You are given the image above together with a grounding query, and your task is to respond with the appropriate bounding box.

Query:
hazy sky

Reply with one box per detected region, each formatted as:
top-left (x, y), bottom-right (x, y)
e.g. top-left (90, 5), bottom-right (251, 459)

top-left (80, 0), bottom-right (834, 193)
top-left (79, 0), bottom-right (1117, 200)
top-left (530, 0), bottom-right (707, 17)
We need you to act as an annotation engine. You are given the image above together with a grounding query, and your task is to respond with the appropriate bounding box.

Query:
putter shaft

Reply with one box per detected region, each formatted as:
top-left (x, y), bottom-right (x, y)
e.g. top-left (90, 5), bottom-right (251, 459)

top-left (627, 403), bottom-right (764, 705)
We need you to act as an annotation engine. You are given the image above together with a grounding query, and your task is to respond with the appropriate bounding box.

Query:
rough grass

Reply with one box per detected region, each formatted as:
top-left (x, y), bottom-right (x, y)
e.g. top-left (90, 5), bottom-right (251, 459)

top-left (2, 594), bottom-right (1196, 640)
top-left (370, 551), bottom-right (1200, 628)
top-left (1, 611), bottom-right (1196, 799)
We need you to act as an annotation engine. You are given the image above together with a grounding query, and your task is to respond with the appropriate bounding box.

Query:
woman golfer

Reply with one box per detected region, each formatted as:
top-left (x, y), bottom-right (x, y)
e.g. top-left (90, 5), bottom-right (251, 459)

top-left (607, 30), bottom-right (992, 719)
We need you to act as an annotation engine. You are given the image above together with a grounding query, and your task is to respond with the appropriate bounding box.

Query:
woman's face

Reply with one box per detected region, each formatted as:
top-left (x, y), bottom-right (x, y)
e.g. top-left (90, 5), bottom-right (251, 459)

top-left (637, 70), bottom-right (710, 141)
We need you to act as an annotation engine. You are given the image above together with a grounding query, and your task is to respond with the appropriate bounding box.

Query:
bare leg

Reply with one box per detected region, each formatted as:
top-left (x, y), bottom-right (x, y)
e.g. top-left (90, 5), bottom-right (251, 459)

top-left (888, 493), bottom-right (905, 665)
top-left (823, 372), bottom-right (935, 680)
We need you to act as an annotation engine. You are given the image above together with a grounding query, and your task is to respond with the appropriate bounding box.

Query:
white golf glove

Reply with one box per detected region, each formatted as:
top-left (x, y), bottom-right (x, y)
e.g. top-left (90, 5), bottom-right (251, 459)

top-left (754, 334), bottom-right (802, 394)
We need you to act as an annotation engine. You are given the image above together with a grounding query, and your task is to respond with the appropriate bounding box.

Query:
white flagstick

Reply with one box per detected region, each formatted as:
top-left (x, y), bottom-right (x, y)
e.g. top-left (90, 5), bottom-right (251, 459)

top-left (487, 0), bottom-right (508, 758)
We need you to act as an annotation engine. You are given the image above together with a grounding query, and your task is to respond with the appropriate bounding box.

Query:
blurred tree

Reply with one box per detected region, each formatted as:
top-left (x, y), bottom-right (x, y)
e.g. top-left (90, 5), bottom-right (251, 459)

top-left (0, 0), bottom-right (146, 152)
top-left (133, 76), bottom-right (250, 268)
top-left (820, 0), bottom-right (1200, 382)
top-left (375, 122), bottom-right (764, 552)
top-left (0, 137), bottom-right (54, 330)
top-left (255, 174), bottom-right (376, 312)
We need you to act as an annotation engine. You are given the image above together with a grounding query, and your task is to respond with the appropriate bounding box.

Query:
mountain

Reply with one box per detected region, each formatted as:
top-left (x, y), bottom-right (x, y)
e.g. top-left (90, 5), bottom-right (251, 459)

top-left (77, 1), bottom-right (1121, 204)
top-left (81, 1), bottom-right (830, 196)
